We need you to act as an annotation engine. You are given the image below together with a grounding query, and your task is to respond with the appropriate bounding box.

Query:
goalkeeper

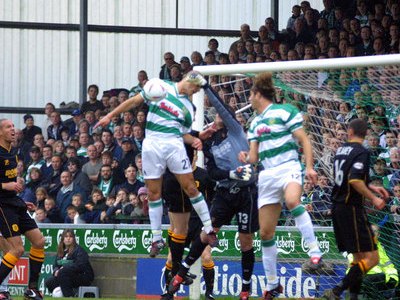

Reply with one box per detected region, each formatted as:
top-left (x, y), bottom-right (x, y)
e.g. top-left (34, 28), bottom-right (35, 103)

top-left (169, 80), bottom-right (258, 300)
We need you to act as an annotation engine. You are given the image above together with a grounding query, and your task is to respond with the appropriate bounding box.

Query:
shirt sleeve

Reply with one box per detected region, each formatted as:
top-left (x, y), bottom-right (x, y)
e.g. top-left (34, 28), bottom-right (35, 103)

top-left (348, 152), bottom-right (369, 182)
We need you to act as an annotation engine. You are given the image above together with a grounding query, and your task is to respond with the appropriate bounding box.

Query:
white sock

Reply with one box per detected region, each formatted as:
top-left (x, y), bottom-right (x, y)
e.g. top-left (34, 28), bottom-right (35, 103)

top-left (149, 198), bottom-right (163, 242)
top-left (261, 238), bottom-right (279, 291)
top-left (190, 193), bottom-right (212, 233)
top-left (292, 205), bottom-right (322, 258)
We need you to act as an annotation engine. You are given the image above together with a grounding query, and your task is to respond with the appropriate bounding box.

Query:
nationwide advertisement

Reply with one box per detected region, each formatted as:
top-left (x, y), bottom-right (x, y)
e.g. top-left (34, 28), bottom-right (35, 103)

top-left (136, 259), bottom-right (346, 298)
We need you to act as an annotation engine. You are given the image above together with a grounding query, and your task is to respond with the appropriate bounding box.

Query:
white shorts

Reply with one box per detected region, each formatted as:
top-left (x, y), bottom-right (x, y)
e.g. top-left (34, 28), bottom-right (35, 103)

top-left (258, 160), bottom-right (303, 209)
top-left (142, 138), bottom-right (192, 179)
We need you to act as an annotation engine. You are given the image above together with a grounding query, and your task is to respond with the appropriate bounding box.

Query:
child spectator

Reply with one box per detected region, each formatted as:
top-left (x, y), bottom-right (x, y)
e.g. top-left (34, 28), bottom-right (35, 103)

top-left (131, 187), bottom-right (149, 224)
top-left (84, 189), bottom-right (108, 223)
top-left (35, 187), bottom-right (48, 210)
top-left (34, 208), bottom-right (51, 224)
top-left (44, 197), bottom-right (63, 223)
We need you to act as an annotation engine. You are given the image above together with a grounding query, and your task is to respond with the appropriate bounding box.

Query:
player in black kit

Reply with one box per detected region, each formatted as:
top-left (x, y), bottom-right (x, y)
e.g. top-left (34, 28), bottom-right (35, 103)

top-left (322, 119), bottom-right (388, 300)
top-left (161, 146), bottom-right (216, 300)
top-left (0, 119), bottom-right (45, 300)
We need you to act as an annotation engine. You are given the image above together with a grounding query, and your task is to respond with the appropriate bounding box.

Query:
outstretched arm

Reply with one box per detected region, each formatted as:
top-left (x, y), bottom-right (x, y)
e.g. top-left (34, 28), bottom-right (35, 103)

top-left (203, 85), bottom-right (243, 134)
top-left (94, 93), bottom-right (144, 129)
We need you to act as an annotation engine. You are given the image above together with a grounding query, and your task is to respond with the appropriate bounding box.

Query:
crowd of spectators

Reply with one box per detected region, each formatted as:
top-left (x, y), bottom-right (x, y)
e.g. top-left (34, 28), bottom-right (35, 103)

top-left (11, 0), bottom-right (400, 234)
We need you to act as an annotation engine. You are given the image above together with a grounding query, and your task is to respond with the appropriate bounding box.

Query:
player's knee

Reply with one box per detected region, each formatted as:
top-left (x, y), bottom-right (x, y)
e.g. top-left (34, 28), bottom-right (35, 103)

top-left (259, 228), bottom-right (274, 241)
top-left (184, 185), bottom-right (198, 198)
top-left (12, 245), bottom-right (25, 258)
top-left (147, 190), bottom-right (162, 200)
top-left (31, 235), bottom-right (45, 249)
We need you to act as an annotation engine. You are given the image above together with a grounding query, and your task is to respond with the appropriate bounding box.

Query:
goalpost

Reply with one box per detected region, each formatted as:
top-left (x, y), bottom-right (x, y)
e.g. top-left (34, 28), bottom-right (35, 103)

top-left (188, 54), bottom-right (400, 299)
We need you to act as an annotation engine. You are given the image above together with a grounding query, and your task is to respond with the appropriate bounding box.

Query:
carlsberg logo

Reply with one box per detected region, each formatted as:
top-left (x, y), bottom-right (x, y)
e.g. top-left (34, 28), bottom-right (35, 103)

top-left (276, 233), bottom-right (295, 255)
top-left (234, 232), bottom-right (261, 252)
top-left (211, 231), bottom-right (229, 253)
top-left (142, 230), bottom-right (153, 253)
top-left (301, 233), bottom-right (330, 254)
top-left (113, 230), bottom-right (136, 252)
top-left (85, 230), bottom-right (108, 251)
top-left (44, 229), bottom-right (53, 249)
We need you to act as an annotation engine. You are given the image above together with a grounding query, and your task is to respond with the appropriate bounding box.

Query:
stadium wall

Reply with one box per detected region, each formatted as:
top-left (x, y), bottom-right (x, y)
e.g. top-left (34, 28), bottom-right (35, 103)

top-left (0, 0), bottom-right (323, 129)
top-left (9, 224), bottom-right (345, 298)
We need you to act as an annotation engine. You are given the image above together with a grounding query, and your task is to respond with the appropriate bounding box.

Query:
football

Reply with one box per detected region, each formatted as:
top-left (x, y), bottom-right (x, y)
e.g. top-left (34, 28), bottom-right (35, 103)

top-left (143, 78), bottom-right (167, 102)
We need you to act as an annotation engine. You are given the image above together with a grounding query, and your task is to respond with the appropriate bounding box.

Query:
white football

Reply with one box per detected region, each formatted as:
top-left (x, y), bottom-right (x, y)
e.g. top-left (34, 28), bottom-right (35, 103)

top-left (143, 78), bottom-right (167, 102)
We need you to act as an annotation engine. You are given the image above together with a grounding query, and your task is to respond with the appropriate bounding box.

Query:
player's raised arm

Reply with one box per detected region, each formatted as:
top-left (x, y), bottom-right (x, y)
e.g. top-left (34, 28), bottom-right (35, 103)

top-left (94, 93), bottom-right (144, 129)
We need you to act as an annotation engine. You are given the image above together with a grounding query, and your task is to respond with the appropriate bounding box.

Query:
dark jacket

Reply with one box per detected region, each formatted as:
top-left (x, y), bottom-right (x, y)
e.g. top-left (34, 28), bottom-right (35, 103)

top-left (53, 244), bottom-right (94, 281)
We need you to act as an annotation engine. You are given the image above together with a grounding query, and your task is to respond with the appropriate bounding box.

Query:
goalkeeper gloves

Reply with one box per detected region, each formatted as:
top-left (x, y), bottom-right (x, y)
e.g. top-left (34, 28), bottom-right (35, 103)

top-left (186, 71), bottom-right (208, 87)
top-left (229, 164), bottom-right (253, 181)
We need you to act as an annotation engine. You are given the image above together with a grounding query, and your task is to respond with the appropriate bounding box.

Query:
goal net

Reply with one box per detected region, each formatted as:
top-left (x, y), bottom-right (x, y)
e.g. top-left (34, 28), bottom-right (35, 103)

top-left (190, 54), bottom-right (400, 299)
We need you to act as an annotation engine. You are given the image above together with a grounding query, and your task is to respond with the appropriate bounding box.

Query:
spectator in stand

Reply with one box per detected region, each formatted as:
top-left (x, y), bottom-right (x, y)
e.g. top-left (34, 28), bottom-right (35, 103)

top-left (41, 102), bottom-right (56, 141)
top-left (287, 5), bottom-right (302, 32)
top-left (132, 123), bottom-right (144, 152)
top-left (56, 171), bottom-right (87, 220)
top-left (81, 84), bottom-right (104, 113)
top-left (35, 187), bottom-right (48, 210)
top-left (112, 125), bottom-right (124, 148)
top-left (356, 26), bottom-right (374, 56)
top-left (389, 24), bottom-right (399, 52)
top-left (228, 50), bottom-right (239, 64)
top-left (47, 111), bottom-right (67, 141)
top-left (309, 173), bottom-right (332, 226)
top-left (65, 109), bottom-right (84, 137)
top-left (110, 165), bottom-right (144, 197)
top-left (25, 146), bottom-right (45, 183)
top-left (44, 197), bottom-right (63, 223)
top-left (45, 229), bottom-right (94, 297)
top-left (84, 111), bottom-right (96, 135)
top-left (84, 189), bottom-right (108, 224)
top-left (22, 114), bottom-right (42, 145)
top-left (379, 130), bottom-right (398, 163)
top-left (97, 164), bottom-right (114, 198)
top-left (370, 158), bottom-right (391, 190)
top-left (160, 52), bottom-right (177, 80)
top-left (170, 64), bottom-right (182, 82)
top-left (367, 132), bottom-right (384, 162)
top-left (236, 41), bottom-right (248, 61)
top-left (15, 128), bottom-right (31, 164)
top-left (300, 1), bottom-right (320, 21)
top-left (71, 194), bottom-right (86, 221)
top-left (106, 188), bottom-right (131, 223)
top-left (320, 0), bottom-right (335, 29)
top-left (129, 70), bottom-right (148, 97)
top-left (136, 110), bottom-right (147, 129)
top-left (257, 25), bottom-right (269, 44)
top-left (77, 132), bottom-right (91, 158)
top-left (190, 51), bottom-right (205, 67)
top-left (131, 187), bottom-right (149, 224)
top-left (207, 38), bottom-right (221, 61)
top-left (101, 128), bottom-right (117, 155)
top-left (82, 145), bottom-right (102, 185)
top-left (34, 208), bottom-right (51, 224)
top-left (39, 144), bottom-right (53, 178)
top-left (204, 51), bottom-right (218, 66)
top-left (264, 17), bottom-right (282, 49)
top-left (101, 93), bottom-right (111, 112)
top-left (135, 153), bottom-right (144, 183)
top-left (355, 0), bottom-right (370, 27)
top-left (67, 157), bottom-right (92, 198)
top-left (229, 23), bottom-right (255, 53)
top-left (41, 154), bottom-right (63, 198)
top-left (179, 56), bottom-right (192, 76)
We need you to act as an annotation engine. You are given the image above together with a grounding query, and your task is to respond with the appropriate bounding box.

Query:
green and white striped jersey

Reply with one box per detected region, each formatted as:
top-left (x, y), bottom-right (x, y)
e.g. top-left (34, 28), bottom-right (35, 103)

top-left (248, 103), bottom-right (303, 169)
top-left (140, 80), bottom-right (195, 139)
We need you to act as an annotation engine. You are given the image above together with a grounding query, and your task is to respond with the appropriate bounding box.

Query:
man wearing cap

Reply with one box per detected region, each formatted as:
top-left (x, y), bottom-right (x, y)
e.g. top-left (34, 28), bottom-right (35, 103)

top-left (118, 137), bottom-right (139, 172)
top-left (64, 109), bottom-right (83, 137)
top-left (95, 71), bottom-right (218, 260)
top-left (22, 114), bottom-right (42, 145)
top-left (180, 57), bottom-right (192, 76)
